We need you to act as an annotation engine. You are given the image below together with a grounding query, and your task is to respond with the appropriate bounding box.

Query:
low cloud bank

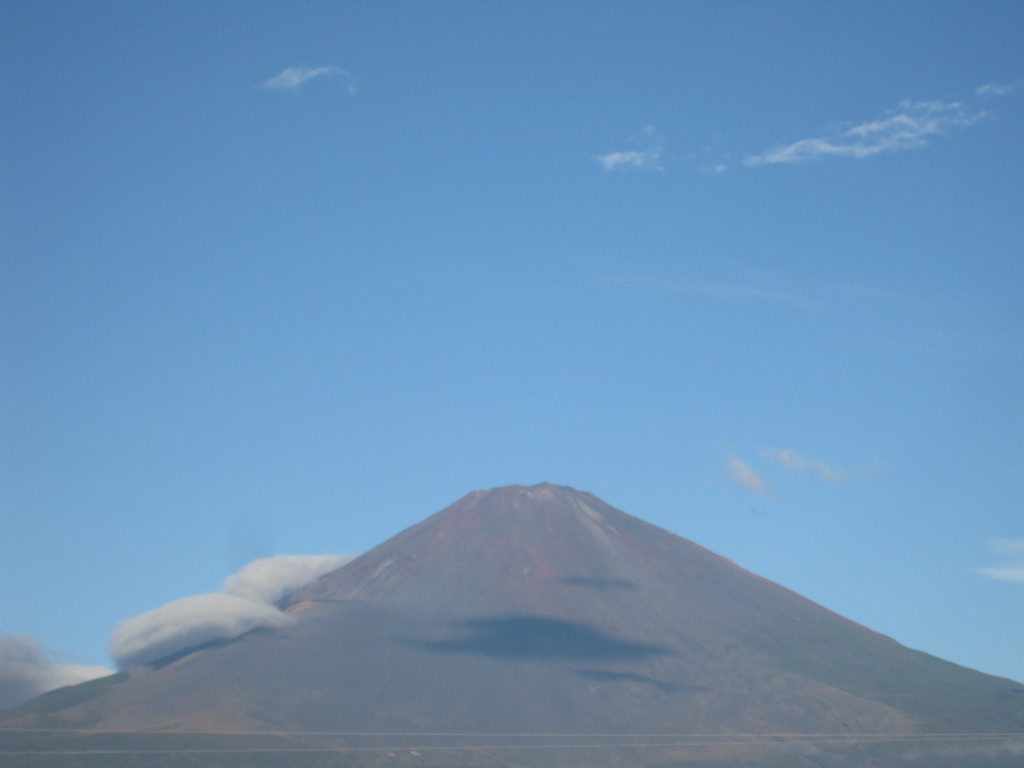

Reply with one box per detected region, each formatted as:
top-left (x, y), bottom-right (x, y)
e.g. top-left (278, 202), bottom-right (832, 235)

top-left (110, 593), bottom-right (289, 669)
top-left (110, 554), bottom-right (352, 669)
top-left (223, 554), bottom-right (349, 604)
top-left (0, 634), bottom-right (112, 710)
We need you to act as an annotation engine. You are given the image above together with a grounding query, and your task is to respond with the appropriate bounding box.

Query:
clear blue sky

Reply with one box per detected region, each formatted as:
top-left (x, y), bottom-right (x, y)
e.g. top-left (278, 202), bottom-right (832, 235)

top-left (2, 1), bottom-right (1022, 684)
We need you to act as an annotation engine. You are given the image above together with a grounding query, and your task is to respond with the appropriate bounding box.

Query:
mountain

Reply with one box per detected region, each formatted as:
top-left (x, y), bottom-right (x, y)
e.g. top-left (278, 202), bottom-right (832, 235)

top-left (2, 483), bottom-right (1022, 767)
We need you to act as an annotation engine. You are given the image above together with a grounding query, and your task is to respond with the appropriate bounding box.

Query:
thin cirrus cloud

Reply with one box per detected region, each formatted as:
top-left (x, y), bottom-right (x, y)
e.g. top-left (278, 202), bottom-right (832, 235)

top-left (976, 78), bottom-right (1022, 97)
top-left (596, 126), bottom-right (664, 171)
top-left (744, 99), bottom-right (986, 166)
top-left (0, 634), bottom-right (113, 710)
top-left (724, 456), bottom-right (771, 495)
top-left (760, 447), bottom-right (844, 484)
top-left (606, 81), bottom-right (1017, 173)
top-left (109, 554), bottom-right (353, 669)
top-left (977, 538), bottom-right (1024, 583)
top-left (259, 66), bottom-right (355, 94)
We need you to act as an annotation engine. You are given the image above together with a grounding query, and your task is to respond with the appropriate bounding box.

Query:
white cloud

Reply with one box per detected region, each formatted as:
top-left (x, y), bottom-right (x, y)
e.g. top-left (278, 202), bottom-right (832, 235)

top-left (745, 100), bottom-right (986, 166)
top-left (597, 149), bottom-right (662, 171)
top-left (260, 66), bottom-right (354, 93)
top-left (979, 565), bottom-right (1024, 582)
top-left (596, 126), bottom-right (664, 171)
top-left (990, 537), bottom-right (1024, 556)
top-left (110, 593), bottom-right (289, 669)
top-left (0, 634), bottom-right (112, 710)
top-left (761, 447), bottom-right (844, 484)
top-left (725, 456), bottom-right (771, 495)
top-left (976, 78), bottom-right (1022, 97)
top-left (977, 538), bottom-right (1024, 583)
top-left (222, 554), bottom-right (351, 604)
top-left (110, 554), bottom-right (352, 669)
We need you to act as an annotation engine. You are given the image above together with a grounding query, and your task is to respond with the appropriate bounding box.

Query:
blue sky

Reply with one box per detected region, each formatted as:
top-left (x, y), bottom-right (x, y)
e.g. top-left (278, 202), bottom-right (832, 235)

top-left (2, 0), bottom-right (1022, 686)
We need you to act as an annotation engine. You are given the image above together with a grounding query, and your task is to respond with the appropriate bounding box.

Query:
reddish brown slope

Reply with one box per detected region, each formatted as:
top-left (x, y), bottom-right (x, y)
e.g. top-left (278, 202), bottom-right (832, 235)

top-left (3, 483), bottom-right (1022, 760)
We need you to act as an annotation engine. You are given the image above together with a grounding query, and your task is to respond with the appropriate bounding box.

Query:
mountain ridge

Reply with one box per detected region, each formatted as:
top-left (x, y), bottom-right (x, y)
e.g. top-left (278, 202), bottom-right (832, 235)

top-left (2, 483), bottom-right (1022, 766)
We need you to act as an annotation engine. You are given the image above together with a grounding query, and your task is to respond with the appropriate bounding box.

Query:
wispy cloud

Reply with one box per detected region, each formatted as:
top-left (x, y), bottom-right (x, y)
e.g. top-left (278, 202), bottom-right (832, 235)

top-left (745, 100), bottom-right (986, 166)
top-left (0, 634), bottom-right (112, 710)
top-left (976, 78), bottom-right (1023, 97)
top-left (598, 149), bottom-right (662, 171)
top-left (596, 125), bottom-right (664, 171)
top-left (761, 447), bottom-right (844, 484)
top-left (977, 538), bottom-right (1024, 582)
top-left (260, 66), bottom-right (355, 93)
top-left (725, 456), bottom-right (771, 495)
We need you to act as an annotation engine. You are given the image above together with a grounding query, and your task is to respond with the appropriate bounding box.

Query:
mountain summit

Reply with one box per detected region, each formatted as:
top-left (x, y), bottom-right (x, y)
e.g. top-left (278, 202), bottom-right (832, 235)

top-left (3, 483), bottom-right (1022, 766)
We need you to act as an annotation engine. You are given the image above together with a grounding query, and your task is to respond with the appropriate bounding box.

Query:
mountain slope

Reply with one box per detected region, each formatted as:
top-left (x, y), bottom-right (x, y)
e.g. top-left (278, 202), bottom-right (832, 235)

top-left (2, 483), bottom-right (1022, 766)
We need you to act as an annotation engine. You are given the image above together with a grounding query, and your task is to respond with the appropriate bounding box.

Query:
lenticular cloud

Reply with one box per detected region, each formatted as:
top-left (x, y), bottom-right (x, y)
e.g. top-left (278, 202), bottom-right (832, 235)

top-left (110, 554), bottom-right (352, 669)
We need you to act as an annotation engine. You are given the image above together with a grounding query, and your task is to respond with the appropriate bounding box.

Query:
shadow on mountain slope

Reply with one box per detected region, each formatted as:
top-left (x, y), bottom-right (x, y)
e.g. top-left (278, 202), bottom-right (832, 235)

top-left (406, 615), bottom-right (670, 660)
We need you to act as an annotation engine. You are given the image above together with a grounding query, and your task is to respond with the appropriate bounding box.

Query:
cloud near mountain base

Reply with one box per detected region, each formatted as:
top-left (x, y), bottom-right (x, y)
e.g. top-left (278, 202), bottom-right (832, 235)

top-left (110, 554), bottom-right (352, 669)
top-left (222, 554), bottom-right (350, 604)
top-left (0, 634), bottom-right (113, 710)
top-left (109, 593), bottom-right (289, 668)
